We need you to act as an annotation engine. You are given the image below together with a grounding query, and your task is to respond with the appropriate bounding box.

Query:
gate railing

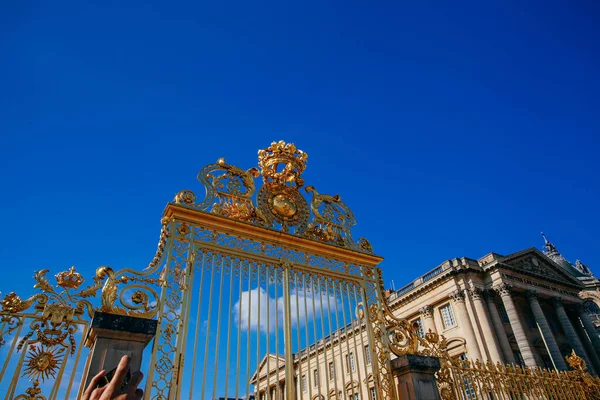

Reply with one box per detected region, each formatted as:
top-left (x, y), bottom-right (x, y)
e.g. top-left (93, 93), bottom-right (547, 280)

top-left (0, 141), bottom-right (407, 400)
top-left (0, 140), bottom-right (450, 400)
top-left (422, 326), bottom-right (600, 400)
top-left (0, 260), bottom-right (163, 400)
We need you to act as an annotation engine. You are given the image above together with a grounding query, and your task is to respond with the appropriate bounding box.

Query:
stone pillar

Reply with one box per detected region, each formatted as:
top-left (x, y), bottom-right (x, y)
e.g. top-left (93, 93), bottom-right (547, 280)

top-left (79, 312), bottom-right (157, 398)
top-left (554, 297), bottom-right (596, 375)
top-left (526, 291), bottom-right (567, 370)
top-left (572, 311), bottom-right (600, 374)
top-left (419, 305), bottom-right (437, 334)
top-left (577, 304), bottom-right (600, 356)
top-left (450, 290), bottom-right (482, 361)
top-left (494, 284), bottom-right (537, 368)
top-left (468, 288), bottom-right (503, 363)
top-left (483, 290), bottom-right (515, 364)
top-left (391, 354), bottom-right (441, 400)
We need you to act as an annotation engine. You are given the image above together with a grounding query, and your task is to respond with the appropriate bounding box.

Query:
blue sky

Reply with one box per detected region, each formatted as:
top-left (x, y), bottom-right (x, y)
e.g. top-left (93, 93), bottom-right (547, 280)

top-left (1, 1), bottom-right (599, 397)
top-left (1, 0), bottom-right (599, 327)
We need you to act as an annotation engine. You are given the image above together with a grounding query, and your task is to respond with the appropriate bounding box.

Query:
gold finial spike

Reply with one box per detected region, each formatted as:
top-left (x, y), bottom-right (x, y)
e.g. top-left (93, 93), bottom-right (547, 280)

top-left (566, 349), bottom-right (587, 371)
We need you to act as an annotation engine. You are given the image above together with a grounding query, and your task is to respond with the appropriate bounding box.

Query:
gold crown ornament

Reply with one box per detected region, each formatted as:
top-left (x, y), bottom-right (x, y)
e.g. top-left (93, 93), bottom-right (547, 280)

top-left (258, 141), bottom-right (308, 187)
top-left (55, 266), bottom-right (84, 289)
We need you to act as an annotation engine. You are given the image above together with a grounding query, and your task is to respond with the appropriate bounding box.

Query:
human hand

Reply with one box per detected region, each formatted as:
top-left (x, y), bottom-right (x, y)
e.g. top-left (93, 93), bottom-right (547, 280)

top-left (80, 355), bottom-right (144, 400)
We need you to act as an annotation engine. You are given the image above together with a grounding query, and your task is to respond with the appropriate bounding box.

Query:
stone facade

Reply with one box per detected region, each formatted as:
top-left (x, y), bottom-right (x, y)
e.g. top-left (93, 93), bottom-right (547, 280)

top-left (251, 235), bottom-right (600, 399)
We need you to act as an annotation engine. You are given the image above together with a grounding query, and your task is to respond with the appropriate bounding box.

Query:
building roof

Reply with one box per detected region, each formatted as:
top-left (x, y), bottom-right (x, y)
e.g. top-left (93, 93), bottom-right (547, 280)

top-left (386, 237), bottom-right (591, 305)
top-left (541, 232), bottom-right (593, 278)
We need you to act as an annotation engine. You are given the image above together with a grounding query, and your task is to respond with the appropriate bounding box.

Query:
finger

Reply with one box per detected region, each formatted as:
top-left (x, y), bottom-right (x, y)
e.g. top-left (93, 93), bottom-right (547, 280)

top-left (127, 371), bottom-right (144, 395)
top-left (106, 355), bottom-right (131, 393)
top-left (90, 386), bottom-right (106, 400)
top-left (81, 370), bottom-right (106, 400)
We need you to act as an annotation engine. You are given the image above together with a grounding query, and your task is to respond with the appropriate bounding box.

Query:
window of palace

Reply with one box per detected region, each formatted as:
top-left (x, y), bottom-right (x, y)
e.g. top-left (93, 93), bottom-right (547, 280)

top-left (585, 300), bottom-right (600, 314)
top-left (370, 387), bottom-right (376, 400)
top-left (364, 345), bottom-right (371, 365)
top-left (301, 375), bottom-right (307, 393)
top-left (346, 353), bottom-right (356, 373)
top-left (329, 362), bottom-right (335, 380)
top-left (413, 318), bottom-right (424, 338)
top-left (313, 369), bottom-right (319, 387)
top-left (440, 304), bottom-right (456, 328)
top-left (458, 354), bottom-right (475, 399)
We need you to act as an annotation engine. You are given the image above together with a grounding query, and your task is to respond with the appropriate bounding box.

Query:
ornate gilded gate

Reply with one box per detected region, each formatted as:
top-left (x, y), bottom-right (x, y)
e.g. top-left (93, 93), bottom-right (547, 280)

top-left (0, 141), bottom-right (414, 400)
top-left (142, 141), bottom-right (398, 400)
top-left (5, 141), bottom-right (599, 400)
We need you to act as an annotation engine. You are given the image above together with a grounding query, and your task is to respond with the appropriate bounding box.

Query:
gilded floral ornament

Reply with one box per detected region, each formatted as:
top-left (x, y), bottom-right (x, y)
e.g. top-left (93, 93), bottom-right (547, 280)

top-left (95, 266), bottom-right (161, 319)
top-left (423, 330), bottom-right (600, 399)
top-left (170, 141), bottom-right (374, 253)
top-left (566, 350), bottom-right (587, 371)
top-left (22, 346), bottom-right (63, 382)
top-left (14, 380), bottom-right (44, 400)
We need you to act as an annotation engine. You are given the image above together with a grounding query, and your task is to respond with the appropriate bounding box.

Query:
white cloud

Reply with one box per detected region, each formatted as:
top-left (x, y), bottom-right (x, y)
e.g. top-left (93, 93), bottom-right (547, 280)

top-left (233, 288), bottom-right (340, 333)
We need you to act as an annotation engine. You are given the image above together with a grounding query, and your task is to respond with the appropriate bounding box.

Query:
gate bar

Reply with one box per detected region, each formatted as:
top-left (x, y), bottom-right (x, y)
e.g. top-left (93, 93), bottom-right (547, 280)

top-left (283, 264), bottom-right (295, 400)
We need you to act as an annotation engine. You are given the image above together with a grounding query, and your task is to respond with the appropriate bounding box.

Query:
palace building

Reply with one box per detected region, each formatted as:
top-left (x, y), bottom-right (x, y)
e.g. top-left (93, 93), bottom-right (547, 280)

top-left (251, 233), bottom-right (600, 400)
top-left (385, 233), bottom-right (600, 373)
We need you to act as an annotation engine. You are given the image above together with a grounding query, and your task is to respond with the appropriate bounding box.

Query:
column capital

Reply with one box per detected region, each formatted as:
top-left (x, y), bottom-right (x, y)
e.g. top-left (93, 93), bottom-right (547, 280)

top-left (552, 296), bottom-right (564, 308)
top-left (493, 283), bottom-right (513, 297)
top-left (526, 290), bottom-right (538, 301)
top-left (468, 287), bottom-right (484, 300)
top-left (419, 305), bottom-right (434, 318)
top-left (450, 290), bottom-right (465, 302)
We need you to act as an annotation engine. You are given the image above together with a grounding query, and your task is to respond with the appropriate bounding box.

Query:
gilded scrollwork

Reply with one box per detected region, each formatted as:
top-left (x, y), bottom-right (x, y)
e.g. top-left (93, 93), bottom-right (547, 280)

top-left (0, 261), bottom-right (164, 397)
top-left (178, 157), bottom-right (266, 225)
top-left (169, 141), bottom-right (374, 253)
top-left (0, 266), bottom-right (98, 399)
top-left (304, 186), bottom-right (356, 248)
top-left (95, 266), bottom-right (161, 319)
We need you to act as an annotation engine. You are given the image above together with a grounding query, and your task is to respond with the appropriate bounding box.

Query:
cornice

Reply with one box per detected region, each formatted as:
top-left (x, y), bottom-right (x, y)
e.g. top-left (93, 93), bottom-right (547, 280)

top-left (163, 203), bottom-right (384, 267)
top-left (388, 263), bottom-right (483, 310)
top-left (495, 261), bottom-right (584, 291)
top-left (496, 248), bottom-right (583, 287)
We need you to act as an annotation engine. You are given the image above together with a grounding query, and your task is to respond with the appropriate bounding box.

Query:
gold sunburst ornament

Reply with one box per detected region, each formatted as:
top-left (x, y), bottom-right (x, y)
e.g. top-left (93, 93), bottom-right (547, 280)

top-left (22, 346), bottom-right (63, 382)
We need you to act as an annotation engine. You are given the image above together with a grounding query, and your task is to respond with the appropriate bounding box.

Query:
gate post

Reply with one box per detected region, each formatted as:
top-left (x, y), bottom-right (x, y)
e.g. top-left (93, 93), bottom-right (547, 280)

top-left (391, 354), bottom-right (442, 400)
top-left (78, 312), bottom-right (157, 397)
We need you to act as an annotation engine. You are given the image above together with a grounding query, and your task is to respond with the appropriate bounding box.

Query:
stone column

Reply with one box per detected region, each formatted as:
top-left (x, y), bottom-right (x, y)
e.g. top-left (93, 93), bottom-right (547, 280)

top-left (450, 290), bottom-right (482, 361)
top-left (419, 305), bottom-right (437, 334)
top-left (494, 284), bottom-right (537, 368)
top-left (554, 297), bottom-right (596, 375)
top-left (572, 311), bottom-right (600, 374)
top-left (483, 290), bottom-right (515, 364)
top-left (577, 303), bottom-right (600, 356)
top-left (526, 291), bottom-right (567, 370)
top-left (468, 288), bottom-right (503, 363)
top-left (391, 354), bottom-right (442, 400)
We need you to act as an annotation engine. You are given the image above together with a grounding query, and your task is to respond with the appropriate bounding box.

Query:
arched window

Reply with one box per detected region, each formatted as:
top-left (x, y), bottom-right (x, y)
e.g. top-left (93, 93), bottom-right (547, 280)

top-left (585, 300), bottom-right (600, 315)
